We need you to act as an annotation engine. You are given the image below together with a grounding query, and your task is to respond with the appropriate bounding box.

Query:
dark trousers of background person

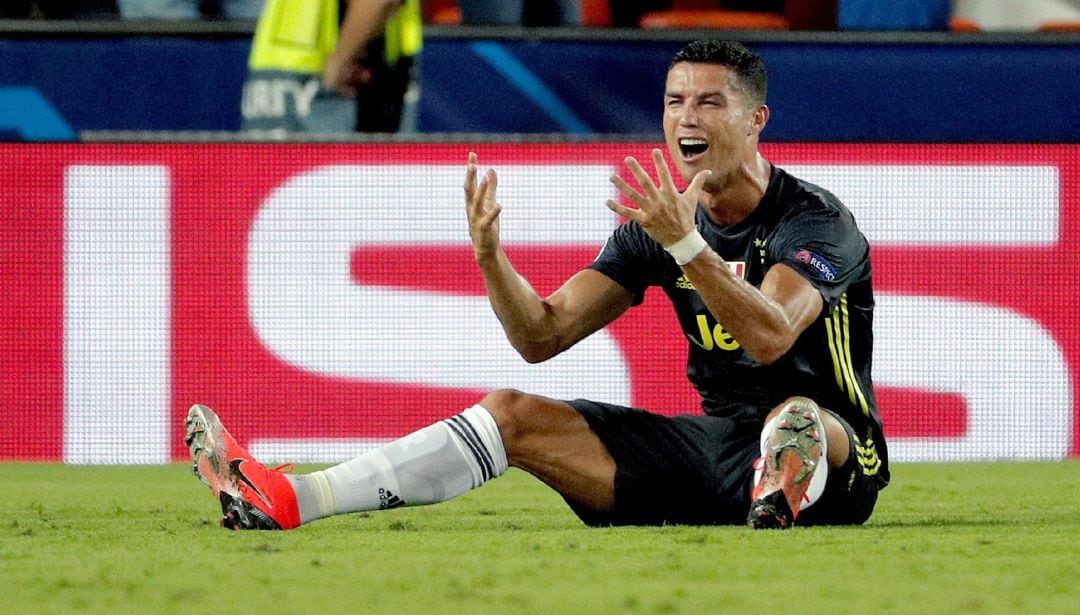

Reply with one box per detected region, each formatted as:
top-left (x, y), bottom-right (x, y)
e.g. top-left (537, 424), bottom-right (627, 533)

top-left (356, 57), bottom-right (415, 133)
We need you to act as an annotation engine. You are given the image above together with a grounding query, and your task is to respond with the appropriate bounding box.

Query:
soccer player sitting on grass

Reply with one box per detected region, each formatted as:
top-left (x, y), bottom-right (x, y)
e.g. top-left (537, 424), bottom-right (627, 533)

top-left (186, 39), bottom-right (889, 530)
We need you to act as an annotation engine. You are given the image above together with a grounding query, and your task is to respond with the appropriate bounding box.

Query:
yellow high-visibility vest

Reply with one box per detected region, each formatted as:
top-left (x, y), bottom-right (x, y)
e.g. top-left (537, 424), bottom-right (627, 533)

top-left (248, 0), bottom-right (421, 74)
top-left (383, 0), bottom-right (422, 65)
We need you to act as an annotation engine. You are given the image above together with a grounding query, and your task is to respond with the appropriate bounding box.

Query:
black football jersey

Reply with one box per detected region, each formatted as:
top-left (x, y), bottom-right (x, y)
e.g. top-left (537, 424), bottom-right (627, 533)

top-left (590, 166), bottom-right (888, 486)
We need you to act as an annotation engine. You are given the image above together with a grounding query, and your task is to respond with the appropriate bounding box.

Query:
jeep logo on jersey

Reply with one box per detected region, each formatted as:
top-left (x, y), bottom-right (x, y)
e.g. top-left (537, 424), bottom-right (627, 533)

top-left (728, 261), bottom-right (745, 279)
top-left (795, 249), bottom-right (837, 281)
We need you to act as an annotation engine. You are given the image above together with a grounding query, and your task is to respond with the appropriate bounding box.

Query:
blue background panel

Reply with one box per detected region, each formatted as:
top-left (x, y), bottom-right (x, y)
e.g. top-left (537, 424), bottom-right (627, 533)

top-left (0, 31), bottom-right (1077, 141)
top-left (0, 38), bottom-right (251, 132)
top-left (419, 39), bottom-right (1080, 141)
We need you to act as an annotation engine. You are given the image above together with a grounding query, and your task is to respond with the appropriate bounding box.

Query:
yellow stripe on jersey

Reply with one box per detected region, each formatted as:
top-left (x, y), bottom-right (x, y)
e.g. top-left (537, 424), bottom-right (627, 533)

top-left (827, 298), bottom-right (857, 406)
top-left (824, 313), bottom-right (846, 394)
top-left (840, 296), bottom-right (871, 417)
top-left (827, 294), bottom-right (871, 417)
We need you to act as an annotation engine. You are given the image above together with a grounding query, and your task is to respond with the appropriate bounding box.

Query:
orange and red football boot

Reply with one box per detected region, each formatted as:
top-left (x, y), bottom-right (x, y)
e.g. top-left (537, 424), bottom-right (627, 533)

top-left (185, 404), bottom-right (301, 530)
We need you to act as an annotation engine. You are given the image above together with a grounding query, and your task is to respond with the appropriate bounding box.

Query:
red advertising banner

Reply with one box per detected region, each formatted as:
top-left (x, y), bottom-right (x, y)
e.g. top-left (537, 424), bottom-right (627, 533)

top-left (1, 143), bottom-right (1076, 463)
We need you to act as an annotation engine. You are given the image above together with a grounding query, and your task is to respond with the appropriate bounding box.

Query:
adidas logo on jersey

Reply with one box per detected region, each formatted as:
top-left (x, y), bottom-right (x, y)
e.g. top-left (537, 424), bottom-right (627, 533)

top-left (378, 487), bottom-right (406, 510)
top-left (675, 262), bottom-right (745, 291)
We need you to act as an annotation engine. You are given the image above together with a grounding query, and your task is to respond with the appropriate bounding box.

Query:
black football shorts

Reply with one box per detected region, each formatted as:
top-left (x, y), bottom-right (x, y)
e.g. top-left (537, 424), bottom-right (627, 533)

top-left (564, 399), bottom-right (879, 527)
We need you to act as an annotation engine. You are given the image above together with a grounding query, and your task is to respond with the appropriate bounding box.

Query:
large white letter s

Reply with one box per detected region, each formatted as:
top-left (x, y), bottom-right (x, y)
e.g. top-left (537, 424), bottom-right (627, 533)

top-left (247, 165), bottom-right (629, 403)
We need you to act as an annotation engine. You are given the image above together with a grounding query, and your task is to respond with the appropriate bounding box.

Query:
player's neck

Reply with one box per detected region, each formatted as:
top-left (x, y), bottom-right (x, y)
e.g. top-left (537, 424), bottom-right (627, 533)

top-left (701, 152), bottom-right (772, 226)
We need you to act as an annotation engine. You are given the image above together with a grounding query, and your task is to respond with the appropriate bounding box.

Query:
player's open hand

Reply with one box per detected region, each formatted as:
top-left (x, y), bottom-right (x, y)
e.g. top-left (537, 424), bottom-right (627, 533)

top-left (465, 152), bottom-right (502, 261)
top-left (606, 149), bottom-right (711, 248)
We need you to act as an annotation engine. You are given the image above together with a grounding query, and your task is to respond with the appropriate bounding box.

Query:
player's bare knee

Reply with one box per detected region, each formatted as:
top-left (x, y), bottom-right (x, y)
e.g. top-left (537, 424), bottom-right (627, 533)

top-left (478, 389), bottom-right (533, 446)
top-left (478, 389), bottom-right (574, 465)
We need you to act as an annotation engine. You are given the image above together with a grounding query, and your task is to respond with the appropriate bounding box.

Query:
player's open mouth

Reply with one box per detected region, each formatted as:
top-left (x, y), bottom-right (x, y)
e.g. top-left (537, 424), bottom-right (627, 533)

top-left (678, 138), bottom-right (709, 161)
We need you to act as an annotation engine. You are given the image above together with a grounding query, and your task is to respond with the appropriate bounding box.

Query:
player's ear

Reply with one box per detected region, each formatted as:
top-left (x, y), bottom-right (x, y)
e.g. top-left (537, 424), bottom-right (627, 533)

top-left (751, 104), bottom-right (769, 135)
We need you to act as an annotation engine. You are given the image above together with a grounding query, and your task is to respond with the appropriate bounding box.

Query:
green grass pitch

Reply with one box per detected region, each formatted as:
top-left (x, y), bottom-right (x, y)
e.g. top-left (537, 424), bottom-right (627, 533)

top-left (2, 461), bottom-right (1078, 614)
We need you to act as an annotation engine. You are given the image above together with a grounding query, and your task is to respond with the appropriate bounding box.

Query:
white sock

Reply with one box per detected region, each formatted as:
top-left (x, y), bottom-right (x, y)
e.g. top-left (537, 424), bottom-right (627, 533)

top-left (287, 405), bottom-right (508, 524)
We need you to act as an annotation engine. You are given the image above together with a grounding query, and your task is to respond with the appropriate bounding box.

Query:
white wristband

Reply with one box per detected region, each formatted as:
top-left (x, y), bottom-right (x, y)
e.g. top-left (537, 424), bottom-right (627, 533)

top-left (665, 229), bottom-right (708, 266)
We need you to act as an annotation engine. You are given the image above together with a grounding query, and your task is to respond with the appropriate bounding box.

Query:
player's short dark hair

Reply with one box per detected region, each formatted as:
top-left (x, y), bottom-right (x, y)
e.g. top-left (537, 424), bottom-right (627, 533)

top-left (669, 40), bottom-right (767, 107)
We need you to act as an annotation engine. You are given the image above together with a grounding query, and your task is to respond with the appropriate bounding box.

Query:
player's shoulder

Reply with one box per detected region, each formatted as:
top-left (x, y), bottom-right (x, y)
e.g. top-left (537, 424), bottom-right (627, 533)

top-left (772, 166), bottom-right (851, 218)
top-left (777, 167), bottom-right (851, 212)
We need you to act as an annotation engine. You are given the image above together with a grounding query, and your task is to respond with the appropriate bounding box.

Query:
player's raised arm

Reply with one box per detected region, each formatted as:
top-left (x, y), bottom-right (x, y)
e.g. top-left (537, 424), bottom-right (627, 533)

top-left (465, 153), bottom-right (634, 363)
top-left (610, 150), bottom-right (821, 365)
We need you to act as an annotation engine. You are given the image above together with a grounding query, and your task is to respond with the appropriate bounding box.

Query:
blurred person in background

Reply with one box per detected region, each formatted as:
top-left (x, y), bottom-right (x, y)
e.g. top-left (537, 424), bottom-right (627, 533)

top-left (241, 0), bottom-right (421, 133)
top-left (116, 0), bottom-right (262, 19)
top-left (459, 0), bottom-right (581, 26)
